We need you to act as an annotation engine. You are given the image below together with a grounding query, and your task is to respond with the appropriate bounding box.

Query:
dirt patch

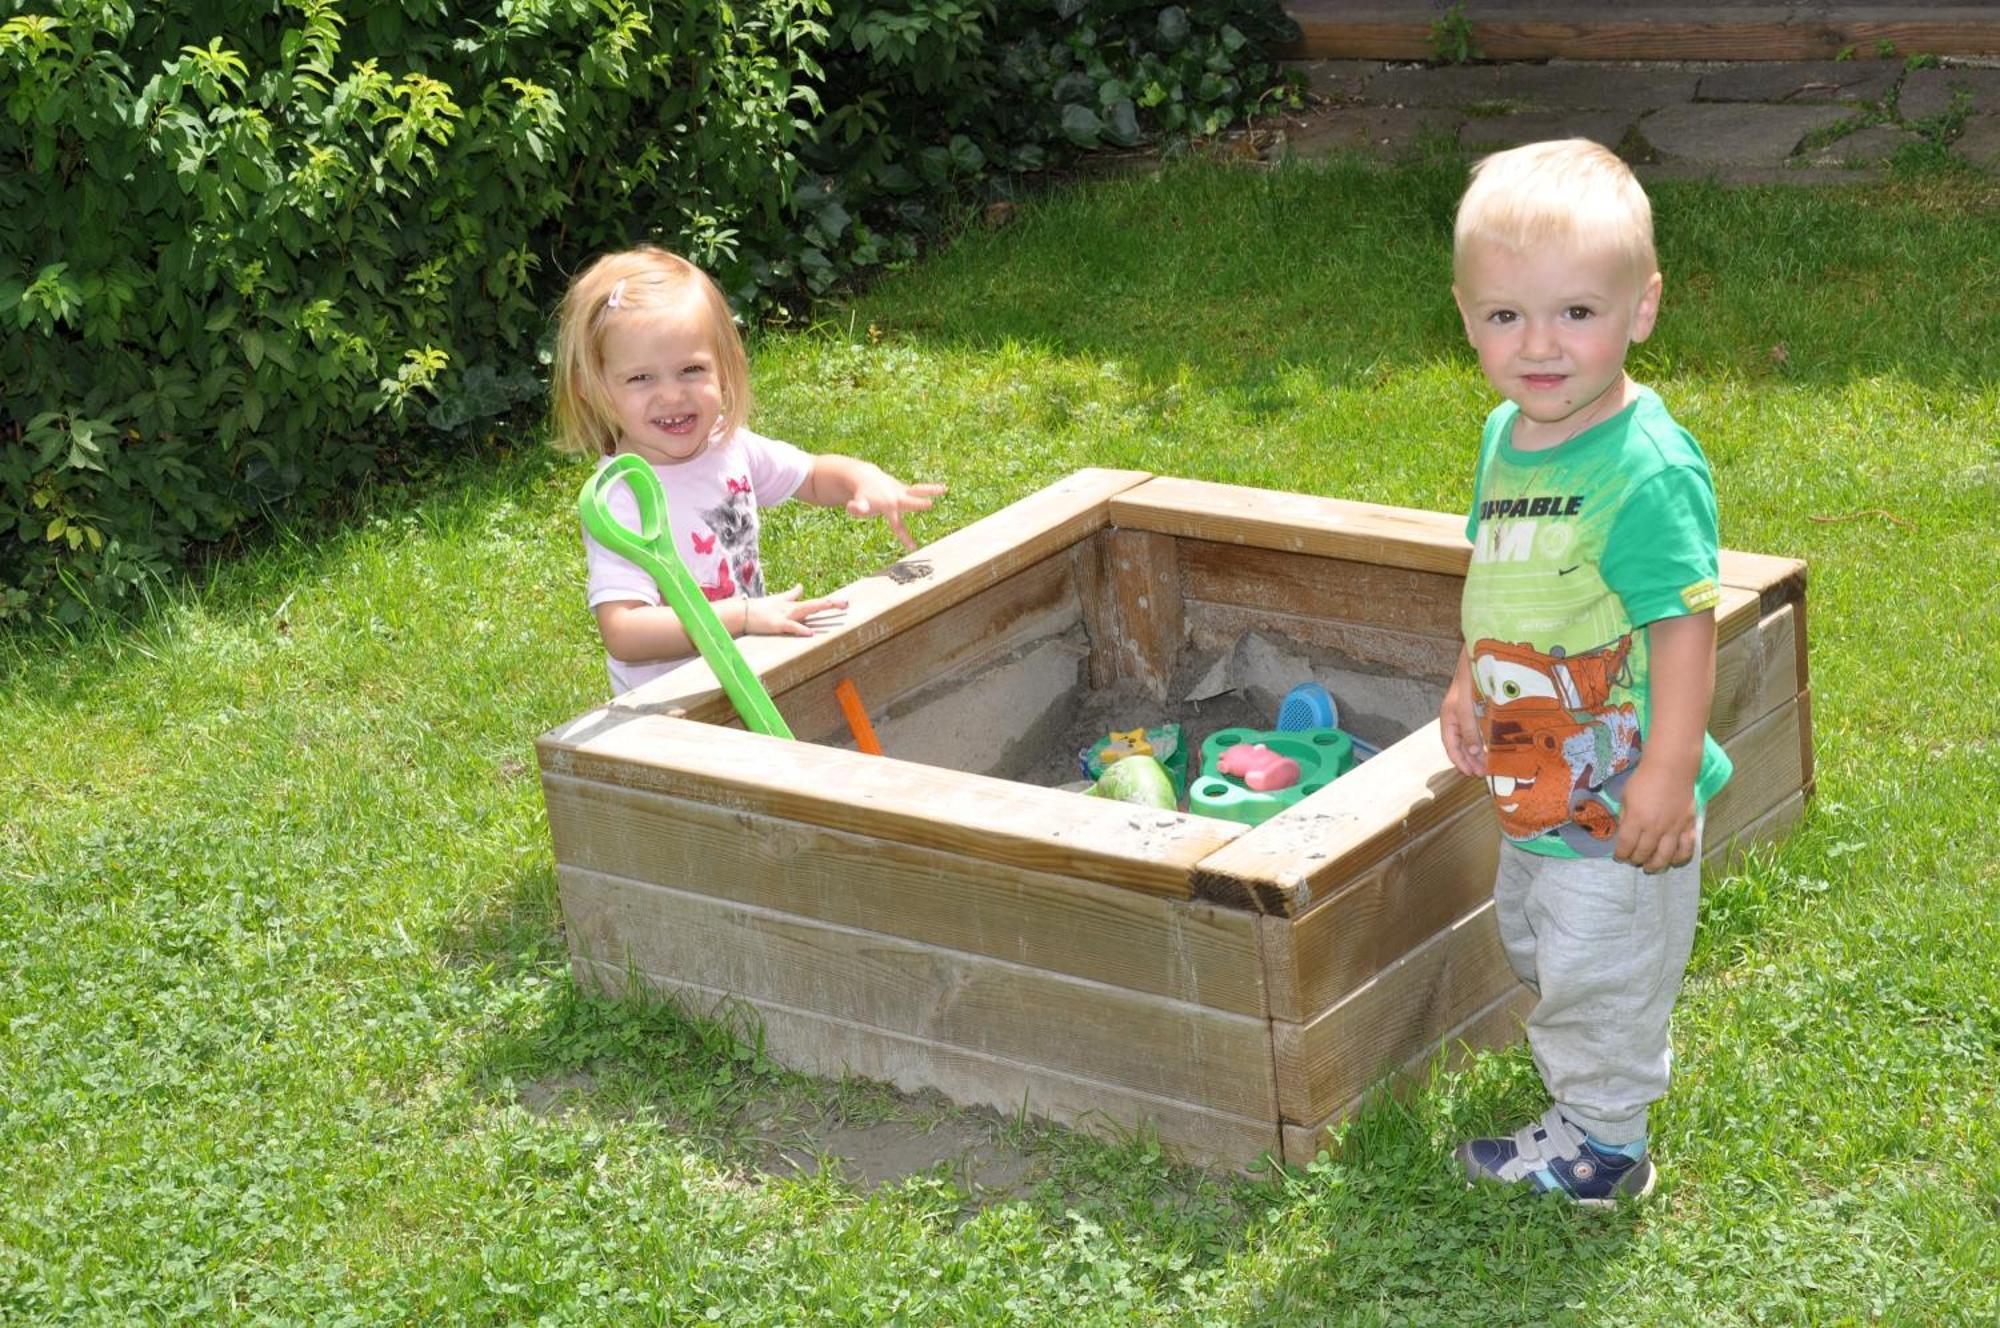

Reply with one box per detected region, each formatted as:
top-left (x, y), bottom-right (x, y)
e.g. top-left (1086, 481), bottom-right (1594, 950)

top-left (517, 1071), bottom-right (599, 1117)
top-left (748, 1093), bottom-right (1046, 1201)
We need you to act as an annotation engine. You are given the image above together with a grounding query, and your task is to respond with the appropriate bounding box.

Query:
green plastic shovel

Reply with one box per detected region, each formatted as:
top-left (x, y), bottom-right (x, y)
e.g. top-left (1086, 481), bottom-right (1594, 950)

top-left (578, 453), bottom-right (794, 739)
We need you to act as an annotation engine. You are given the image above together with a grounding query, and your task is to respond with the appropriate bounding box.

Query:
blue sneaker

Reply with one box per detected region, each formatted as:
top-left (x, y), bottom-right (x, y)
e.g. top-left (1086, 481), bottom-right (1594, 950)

top-left (1454, 1106), bottom-right (1656, 1206)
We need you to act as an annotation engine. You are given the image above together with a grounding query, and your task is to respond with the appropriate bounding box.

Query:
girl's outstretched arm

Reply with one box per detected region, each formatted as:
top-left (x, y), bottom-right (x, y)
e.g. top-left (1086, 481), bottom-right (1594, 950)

top-left (594, 588), bottom-right (846, 663)
top-left (798, 454), bottom-right (946, 551)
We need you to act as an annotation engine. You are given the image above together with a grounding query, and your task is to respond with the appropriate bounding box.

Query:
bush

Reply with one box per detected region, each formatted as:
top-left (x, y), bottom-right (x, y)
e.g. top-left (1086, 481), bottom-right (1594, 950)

top-left (2, 0), bottom-right (1295, 622)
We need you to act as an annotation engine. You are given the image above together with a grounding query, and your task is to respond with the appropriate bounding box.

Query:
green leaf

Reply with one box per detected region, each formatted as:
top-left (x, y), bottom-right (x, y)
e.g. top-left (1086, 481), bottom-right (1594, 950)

top-left (815, 200), bottom-right (851, 241)
top-left (947, 134), bottom-right (985, 173)
top-left (1060, 104), bottom-right (1103, 147)
top-left (1105, 99), bottom-right (1141, 147)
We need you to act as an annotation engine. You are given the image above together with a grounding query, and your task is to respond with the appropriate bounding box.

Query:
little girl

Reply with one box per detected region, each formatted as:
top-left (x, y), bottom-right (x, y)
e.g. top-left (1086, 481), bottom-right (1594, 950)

top-left (550, 246), bottom-right (944, 696)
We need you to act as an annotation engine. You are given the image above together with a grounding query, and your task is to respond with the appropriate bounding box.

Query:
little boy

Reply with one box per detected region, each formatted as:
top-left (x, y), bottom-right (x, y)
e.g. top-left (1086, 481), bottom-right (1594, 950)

top-left (1440, 140), bottom-right (1732, 1204)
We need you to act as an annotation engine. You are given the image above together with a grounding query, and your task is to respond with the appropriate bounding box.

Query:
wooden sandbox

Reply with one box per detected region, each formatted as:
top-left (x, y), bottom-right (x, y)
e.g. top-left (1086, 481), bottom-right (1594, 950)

top-left (538, 470), bottom-right (1812, 1167)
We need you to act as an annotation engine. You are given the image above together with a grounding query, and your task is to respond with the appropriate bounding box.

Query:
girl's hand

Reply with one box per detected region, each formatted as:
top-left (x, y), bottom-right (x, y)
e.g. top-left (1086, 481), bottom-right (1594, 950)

top-left (845, 471), bottom-right (946, 550)
top-left (742, 585), bottom-right (847, 638)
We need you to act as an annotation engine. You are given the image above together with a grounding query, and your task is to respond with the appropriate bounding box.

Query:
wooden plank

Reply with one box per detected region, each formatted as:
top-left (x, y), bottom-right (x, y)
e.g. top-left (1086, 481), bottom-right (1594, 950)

top-left (1284, 6), bottom-right (2000, 62)
top-left (1713, 582), bottom-right (1761, 648)
top-left (1177, 539), bottom-right (1465, 639)
top-left (1113, 477), bottom-right (1474, 577)
top-left (1184, 601), bottom-right (1463, 681)
top-left (1709, 603), bottom-right (1799, 743)
top-left (775, 551), bottom-right (1083, 745)
top-left (575, 957), bottom-right (1280, 1168)
top-left (561, 869), bottom-right (1277, 1117)
top-left (1716, 548), bottom-right (1809, 692)
top-left (1272, 898), bottom-right (1522, 1123)
top-left (1072, 533), bottom-right (1118, 691)
top-left (1792, 595), bottom-right (1812, 695)
top-left (1706, 692), bottom-right (1807, 851)
top-left (1280, 983), bottom-right (1533, 1166)
top-left (610, 467), bottom-right (1152, 720)
top-left (1105, 529), bottom-right (1184, 701)
top-left (1259, 795), bottom-right (1500, 1023)
top-left (1718, 549), bottom-right (1807, 607)
top-left (1116, 478), bottom-right (1769, 644)
top-left (541, 772), bottom-right (1268, 1014)
top-left (1191, 719), bottom-right (1485, 917)
top-left (1797, 688), bottom-right (1816, 796)
top-left (538, 713), bottom-right (1244, 899)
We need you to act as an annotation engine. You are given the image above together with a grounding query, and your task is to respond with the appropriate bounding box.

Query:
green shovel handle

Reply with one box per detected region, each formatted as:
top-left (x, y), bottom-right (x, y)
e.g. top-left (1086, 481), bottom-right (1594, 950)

top-left (578, 454), bottom-right (793, 739)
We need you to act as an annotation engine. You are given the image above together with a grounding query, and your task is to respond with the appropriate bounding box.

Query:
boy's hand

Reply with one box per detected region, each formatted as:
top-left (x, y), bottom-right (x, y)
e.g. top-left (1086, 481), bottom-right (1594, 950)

top-left (1440, 647), bottom-right (1488, 777)
top-left (845, 470), bottom-right (946, 551)
top-left (743, 585), bottom-right (847, 638)
top-left (1612, 762), bottom-right (1698, 873)
top-left (1612, 610), bottom-right (1716, 872)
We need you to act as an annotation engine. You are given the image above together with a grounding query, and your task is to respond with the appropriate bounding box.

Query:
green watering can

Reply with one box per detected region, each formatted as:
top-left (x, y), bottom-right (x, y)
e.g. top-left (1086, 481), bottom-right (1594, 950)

top-left (578, 454), bottom-right (793, 739)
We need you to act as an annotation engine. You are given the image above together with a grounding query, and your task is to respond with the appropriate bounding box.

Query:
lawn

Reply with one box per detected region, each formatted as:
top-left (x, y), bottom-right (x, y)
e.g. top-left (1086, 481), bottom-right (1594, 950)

top-left (2, 155), bottom-right (1996, 1325)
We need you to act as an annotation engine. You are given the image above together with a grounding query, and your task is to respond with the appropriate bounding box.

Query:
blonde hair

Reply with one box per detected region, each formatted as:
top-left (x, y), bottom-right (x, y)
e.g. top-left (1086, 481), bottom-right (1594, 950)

top-left (549, 246), bottom-right (752, 458)
top-left (1453, 139), bottom-right (1657, 284)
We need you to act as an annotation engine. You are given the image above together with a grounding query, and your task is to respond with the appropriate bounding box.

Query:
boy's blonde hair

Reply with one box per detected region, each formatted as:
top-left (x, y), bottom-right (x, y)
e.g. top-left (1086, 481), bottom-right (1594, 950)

top-left (1453, 139), bottom-right (1657, 284)
top-left (550, 246), bottom-right (751, 458)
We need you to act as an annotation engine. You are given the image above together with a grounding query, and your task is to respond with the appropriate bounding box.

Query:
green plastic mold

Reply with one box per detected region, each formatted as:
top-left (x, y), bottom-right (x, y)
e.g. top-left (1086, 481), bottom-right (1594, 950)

top-left (1190, 727), bottom-right (1355, 826)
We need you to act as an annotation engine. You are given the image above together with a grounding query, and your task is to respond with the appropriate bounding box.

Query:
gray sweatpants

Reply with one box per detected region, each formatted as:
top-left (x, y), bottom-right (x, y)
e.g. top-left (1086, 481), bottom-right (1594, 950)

top-left (1493, 827), bottom-right (1703, 1146)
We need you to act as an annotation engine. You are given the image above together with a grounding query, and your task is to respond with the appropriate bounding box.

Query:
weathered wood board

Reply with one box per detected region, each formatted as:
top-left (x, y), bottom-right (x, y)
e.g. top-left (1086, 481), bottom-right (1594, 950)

top-left (1282, 4), bottom-right (2000, 62)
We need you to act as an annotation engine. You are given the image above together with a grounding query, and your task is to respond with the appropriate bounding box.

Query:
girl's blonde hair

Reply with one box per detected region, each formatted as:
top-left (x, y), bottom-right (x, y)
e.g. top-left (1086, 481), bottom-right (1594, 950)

top-left (1453, 139), bottom-right (1657, 284)
top-left (549, 246), bottom-right (752, 458)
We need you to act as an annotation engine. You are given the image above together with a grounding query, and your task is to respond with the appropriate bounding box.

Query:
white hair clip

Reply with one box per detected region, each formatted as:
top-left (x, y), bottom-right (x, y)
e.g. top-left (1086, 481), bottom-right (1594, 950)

top-left (606, 278), bottom-right (626, 310)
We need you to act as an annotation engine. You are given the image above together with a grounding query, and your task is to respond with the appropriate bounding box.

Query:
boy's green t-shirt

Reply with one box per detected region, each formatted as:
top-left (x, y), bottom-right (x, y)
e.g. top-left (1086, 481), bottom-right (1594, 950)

top-left (1461, 386), bottom-right (1733, 859)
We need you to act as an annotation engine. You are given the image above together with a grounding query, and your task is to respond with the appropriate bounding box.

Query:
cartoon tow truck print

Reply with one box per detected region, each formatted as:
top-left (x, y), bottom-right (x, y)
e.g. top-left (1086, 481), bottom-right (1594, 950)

top-left (1470, 634), bottom-right (1642, 857)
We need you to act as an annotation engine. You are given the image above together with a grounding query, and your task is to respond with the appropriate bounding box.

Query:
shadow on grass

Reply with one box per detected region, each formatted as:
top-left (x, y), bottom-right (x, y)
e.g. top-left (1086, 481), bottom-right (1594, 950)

top-left (441, 864), bottom-right (1231, 1219)
top-left (0, 429), bottom-right (590, 695)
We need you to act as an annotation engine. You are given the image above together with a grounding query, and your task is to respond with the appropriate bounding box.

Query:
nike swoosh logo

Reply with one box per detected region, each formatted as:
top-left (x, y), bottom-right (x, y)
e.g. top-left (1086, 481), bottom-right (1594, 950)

top-left (1557, 564), bottom-right (1581, 576)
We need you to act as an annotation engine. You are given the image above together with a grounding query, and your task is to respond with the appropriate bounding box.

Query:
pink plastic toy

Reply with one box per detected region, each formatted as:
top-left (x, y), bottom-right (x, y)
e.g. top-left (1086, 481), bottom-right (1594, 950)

top-left (1216, 742), bottom-right (1300, 792)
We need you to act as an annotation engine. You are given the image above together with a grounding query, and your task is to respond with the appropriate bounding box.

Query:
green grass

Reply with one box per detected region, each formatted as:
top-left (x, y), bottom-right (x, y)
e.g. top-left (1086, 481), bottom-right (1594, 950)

top-left (4, 156), bottom-right (1997, 1325)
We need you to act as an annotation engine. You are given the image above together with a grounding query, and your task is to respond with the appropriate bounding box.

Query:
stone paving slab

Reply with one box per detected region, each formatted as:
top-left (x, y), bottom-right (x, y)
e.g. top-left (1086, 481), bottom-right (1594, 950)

top-left (1954, 113), bottom-right (2000, 168)
top-left (1364, 63), bottom-right (1699, 112)
top-left (1277, 107), bottom-right (1459, 158)
top-left (1293, 59), bottom-right (1380, 103)
top-left (1458, 110), bottom-right (1633, 154)
top-left (1808, 124), bottom-right (1919, 167)
top-left (1900, 66), bottom-right (2000, 119)
top-left (1696, 61), bottom-right (1900, 105)
top-left (1640, 103), bottom-right (1855, 167)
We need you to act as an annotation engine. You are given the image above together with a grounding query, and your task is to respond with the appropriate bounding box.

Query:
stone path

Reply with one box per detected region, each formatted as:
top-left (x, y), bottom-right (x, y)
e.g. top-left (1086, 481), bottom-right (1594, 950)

top-left (1268, 58), bottom-right (2000, 181)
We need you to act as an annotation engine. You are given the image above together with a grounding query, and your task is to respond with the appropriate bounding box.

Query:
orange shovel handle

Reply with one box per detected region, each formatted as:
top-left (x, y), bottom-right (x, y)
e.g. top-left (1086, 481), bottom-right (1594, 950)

top-left (834, 678), bottom-right (883, 756)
